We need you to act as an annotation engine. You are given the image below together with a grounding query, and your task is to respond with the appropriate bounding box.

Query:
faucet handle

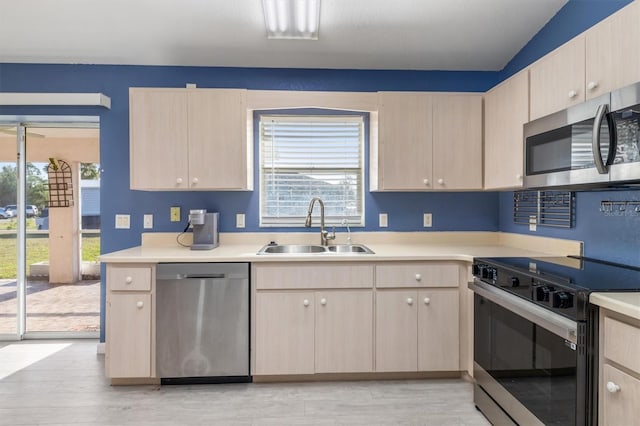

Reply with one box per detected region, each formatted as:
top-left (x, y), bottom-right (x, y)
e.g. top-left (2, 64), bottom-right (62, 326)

top-left (327, 227), bottom-right (336, 240)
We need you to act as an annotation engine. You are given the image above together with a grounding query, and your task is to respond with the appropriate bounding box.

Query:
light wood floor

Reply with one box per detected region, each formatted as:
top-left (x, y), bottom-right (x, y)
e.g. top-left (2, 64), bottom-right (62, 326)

top-left (0, 340), bottom-right (490, 425)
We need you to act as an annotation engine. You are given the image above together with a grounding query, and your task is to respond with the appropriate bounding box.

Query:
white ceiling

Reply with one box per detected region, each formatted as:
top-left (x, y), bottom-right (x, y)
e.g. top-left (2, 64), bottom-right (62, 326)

top-left (0, 0), bottom-right (568, 71)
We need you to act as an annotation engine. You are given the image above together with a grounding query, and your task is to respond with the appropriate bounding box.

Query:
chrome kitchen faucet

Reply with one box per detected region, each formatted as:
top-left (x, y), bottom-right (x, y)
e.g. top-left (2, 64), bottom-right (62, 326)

top-left (304, 197), bottom-right (336, 246)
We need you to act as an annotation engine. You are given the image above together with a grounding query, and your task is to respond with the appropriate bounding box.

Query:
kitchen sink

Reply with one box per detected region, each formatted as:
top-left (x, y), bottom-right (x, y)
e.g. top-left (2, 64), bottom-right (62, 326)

top-left (257, 244), bottom-right (374, 255)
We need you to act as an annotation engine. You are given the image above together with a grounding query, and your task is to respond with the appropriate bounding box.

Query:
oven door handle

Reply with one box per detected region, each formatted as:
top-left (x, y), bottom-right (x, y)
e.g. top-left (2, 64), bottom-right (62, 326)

top-left (469, 279), bottom-right (578, 344)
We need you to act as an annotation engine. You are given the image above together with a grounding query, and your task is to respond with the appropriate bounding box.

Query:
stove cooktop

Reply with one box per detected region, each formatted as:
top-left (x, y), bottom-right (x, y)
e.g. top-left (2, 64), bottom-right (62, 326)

top-left (472, 256), bottom-right (640, 321)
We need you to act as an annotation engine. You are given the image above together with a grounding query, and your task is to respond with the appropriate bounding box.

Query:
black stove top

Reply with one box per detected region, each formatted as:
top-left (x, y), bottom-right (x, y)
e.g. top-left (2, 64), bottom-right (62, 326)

top-left (473, 256), bottom-right (640, 321)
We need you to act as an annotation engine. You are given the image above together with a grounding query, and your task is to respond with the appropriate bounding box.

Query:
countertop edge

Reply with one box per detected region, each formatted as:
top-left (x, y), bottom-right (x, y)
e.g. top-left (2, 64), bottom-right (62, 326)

top-left (590, 292), bottom-right (640, 321)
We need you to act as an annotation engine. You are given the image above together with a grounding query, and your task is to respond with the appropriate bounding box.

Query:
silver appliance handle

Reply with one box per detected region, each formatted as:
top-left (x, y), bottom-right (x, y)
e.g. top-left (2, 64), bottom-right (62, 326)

top-left (469, 279), bottom-right (578, 344)
top-left (592, 103), bottom-right (612, 174)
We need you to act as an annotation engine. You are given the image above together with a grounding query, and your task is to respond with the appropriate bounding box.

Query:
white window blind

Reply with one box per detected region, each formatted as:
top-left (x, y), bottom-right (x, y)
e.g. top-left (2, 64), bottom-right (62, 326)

top-left (259, 115), bottom-right (365, 227)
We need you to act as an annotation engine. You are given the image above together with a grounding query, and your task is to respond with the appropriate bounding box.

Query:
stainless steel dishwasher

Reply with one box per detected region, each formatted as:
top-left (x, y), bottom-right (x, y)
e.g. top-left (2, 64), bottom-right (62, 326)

top-left (156, 263), bottom-right (250, 384)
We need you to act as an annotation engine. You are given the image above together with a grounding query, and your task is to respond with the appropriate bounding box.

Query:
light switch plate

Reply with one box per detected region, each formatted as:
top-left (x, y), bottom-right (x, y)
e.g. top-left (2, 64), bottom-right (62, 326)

top-left (529, 215), bottom-right (537, 232)
top-left (236, 213), bottom-right (245, 228)
top-left (115, 214), bottom-right (130, 229)
top-left (379, 213), bottom-right (388, 228)
top-left (423, 213), bottom-right (432, 227)
top-left (170, 206), bottom-right (181, 222)
top-left (143, 214), bottom-right (153, 229)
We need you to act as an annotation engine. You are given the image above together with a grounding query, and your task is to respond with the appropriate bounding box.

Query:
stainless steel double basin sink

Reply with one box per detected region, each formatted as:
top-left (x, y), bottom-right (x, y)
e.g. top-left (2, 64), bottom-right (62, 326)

top-left (257, 243), bottom-right (374, 255)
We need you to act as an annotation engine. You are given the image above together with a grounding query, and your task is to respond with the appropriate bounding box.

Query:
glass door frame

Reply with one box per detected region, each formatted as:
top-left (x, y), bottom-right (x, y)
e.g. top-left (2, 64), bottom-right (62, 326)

top-left (0, 116), bottom-right (100, 341)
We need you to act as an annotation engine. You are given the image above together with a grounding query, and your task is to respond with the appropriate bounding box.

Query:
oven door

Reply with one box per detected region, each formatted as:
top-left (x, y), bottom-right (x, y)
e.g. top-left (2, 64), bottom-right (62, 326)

top-left (471, 280), bottom-right (584, 426)
top-left (524, 93), bottom-right (615, 189)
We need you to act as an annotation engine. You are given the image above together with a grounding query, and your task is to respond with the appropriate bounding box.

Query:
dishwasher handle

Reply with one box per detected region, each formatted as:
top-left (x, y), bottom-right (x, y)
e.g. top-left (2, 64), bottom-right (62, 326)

top-left (157, 273), bottom-right (226, 280)
top-left (185, 274), bottom-right (225, 279)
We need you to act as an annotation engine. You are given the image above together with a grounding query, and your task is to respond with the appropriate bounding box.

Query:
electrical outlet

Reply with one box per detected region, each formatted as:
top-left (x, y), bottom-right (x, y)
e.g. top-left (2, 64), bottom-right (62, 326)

top-left (379, 213), bottom-right (388, 228)
top-left (170, 207), bottom-right (181, 222)
top-left (143, 214), bottom-right (153, 229)
top-left (423, 213), bottom-right (432, 227)
top-left (236, 213), bottom-right (245, 228)
top-left (529, 215), bottom-right (537, 232)
top-left (115, 214), bottom-right (130, 229)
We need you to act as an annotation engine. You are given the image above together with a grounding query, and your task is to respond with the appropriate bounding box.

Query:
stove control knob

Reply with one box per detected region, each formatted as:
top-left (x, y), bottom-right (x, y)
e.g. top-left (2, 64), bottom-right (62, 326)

top-left (536, 286), bottom-right (554, 302)
top-left (553, 291), bottom-right (573, 309)
top-left (510, 277), bottom-right (520, 287)
top-left (481, 267), bottom-right (490, 279)
top-left (472, 264), bottom-right (480, 276)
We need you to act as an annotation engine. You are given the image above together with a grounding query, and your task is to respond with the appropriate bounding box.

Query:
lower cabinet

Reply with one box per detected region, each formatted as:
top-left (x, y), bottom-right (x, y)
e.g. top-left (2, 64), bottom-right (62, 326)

top-left (105, 264), bottom-right (155, 379)
top-left (599, 311), bottom-right (640, 425)
top-left (375, 289), bottom-right (459, 372)
top-left (254, 290), bottom-right (373, 375)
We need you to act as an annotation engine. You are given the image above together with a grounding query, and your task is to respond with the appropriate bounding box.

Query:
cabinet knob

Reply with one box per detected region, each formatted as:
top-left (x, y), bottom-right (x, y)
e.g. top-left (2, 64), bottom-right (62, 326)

top-left (125, 276), bottom-right (133, 284)
top-left (606, 381), bottom-right (621, 393)
top-left (136, 301), bottom-right (144, 309)
top-left (423, 178), bottom-right (430, 186)
top-left (588, 81), bottom-right (599, 90)
top-left (415, 273), bottom-right (422, 281)
top-left (423, 297), bottom-right (431, 305)
top-left (176, 177), bottom-right (183, 184)
top-left (303, 299), bottom-right (310, 307)
top-left (407, 297), bottom-right (414, 305)
top-left (568, 90), bottom-right (578, 98)
top-left (437, 178), bottom-right (444, 185)
top-left (192, 177), bottom-right (199, 184)
top-left (320, 298), bottom-right (327, 306)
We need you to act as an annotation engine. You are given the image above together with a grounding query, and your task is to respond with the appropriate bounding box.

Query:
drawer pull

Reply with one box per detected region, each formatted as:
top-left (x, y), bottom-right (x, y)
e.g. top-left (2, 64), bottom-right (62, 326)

top-left (407, 297), bottom-right (414, 305)
top-left (136, 301), bottom-right (144, 309)
top-left (423, 297), bottom-right (431, 305)
top-left (320, 298), bottom-right (327, 306)
top-left (606, 381), bottom-right (620, 393)
top-left (125, 276), bottom-right (133, 284)
top-left (303, 299), bottom-right (310, 307)
top-left (415, 273), bottom-right (422, 281)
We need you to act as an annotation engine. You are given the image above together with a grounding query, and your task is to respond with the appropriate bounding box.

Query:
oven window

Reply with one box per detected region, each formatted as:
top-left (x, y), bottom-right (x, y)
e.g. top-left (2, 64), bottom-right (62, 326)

top-left (474, 295), bottom-right (577, 425)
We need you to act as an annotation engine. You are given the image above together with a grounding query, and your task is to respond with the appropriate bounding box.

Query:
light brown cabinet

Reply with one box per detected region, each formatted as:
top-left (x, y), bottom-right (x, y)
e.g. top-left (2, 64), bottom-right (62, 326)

top-left (374, 92), bottom-right (483, 191)
top-left (253, 263), bottom-right (374, 376)
top-left (129, 88), bottom-right (250, 191)
top-left (599, 311), bottom-right (640, 425)
top-left (585, 1), bottom-right (640, 100)
top-left (375, 262), bottom-right (461, 373)
top-left (105, 264), bottom-right (155, 379)
top-left (484, 70), bottom-right (529, 189)
top-left (529, 35), bottom-right (586, 121)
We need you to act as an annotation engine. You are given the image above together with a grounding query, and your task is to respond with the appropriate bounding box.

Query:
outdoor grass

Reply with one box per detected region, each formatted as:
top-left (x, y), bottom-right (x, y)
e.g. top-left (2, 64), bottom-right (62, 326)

top-left (0, 232), bottom-right (100, 279)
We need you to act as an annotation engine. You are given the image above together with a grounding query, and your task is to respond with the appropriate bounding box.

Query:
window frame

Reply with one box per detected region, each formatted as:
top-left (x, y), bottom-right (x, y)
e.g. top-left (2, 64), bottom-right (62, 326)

top-left (258, 112), bottom-right (366, 228)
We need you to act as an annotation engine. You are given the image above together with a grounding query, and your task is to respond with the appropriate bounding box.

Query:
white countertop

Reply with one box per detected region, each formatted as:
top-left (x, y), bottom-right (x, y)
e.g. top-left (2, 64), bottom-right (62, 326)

top-left (590, 292), bottom-right (640, 321)
top-left (99, 231), bottom-right (583, 264)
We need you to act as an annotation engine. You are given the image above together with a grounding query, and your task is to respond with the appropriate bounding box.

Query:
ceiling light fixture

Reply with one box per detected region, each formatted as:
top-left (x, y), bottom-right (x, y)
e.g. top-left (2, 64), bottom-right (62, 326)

top-left (262, 0), bottom-right (320, 40)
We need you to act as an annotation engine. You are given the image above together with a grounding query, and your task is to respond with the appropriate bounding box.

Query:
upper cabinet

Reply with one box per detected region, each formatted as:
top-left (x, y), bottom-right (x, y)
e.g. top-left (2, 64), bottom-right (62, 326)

top-left (129, 88), bottom-right (251, 191)
top-left (484, 70), bottom-right (529, 190)
top-left (374, 92), bottom-right (483, 191)
top-left (530, 1), bottom-right (640, 120)
top-left (529, 35), bottom-right (586, 121)
top-left (585, 1), bottom-right (640, 99)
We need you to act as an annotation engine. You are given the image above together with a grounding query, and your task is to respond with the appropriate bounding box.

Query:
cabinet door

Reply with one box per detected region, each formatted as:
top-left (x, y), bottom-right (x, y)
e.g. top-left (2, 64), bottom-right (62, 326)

top-left (106, 293), bottom-right (152, 378)
top-left (484, 70), bottom-right (529, 189)
top-left (129, 89), bottom-right (189, 190)
top-left (378, 92), bottom-right (433, 190)
top-left (601, 364), bottom-right (640, 426)
top-left (255, 292), bottom-right (315, 375)
top-left (432, 94), bottom-right (483, 190)
top-left (586, 1), bottom-right (640, 99)
top-left (187, 89), bottom-right (249, 190)
top-left (418, 289), bottom-right (459, 371)
top-left (375, 290), bottom-right (418, 372)
top-left (530, 35), bottom-right (586, 120)
top-left (315, 290), bottom-right (373, 373)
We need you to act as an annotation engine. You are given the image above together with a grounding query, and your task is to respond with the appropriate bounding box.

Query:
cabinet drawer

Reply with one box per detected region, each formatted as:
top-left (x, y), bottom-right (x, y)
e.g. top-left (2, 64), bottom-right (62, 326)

top-left (602, 364), bottom-right (640, 425)
top-left (254, 263), bottom-right (374, 289)
top-left (604, 316), bottom-right (640, 374)
top-left (376, 262), bottom-right (460, 288)
top-left (108, 265), bottom-right (152, 291)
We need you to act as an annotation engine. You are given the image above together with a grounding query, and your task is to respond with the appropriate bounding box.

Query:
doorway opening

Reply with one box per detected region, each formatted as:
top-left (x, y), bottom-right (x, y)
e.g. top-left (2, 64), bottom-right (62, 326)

top-left (0, 122), bottom-right (100, 339)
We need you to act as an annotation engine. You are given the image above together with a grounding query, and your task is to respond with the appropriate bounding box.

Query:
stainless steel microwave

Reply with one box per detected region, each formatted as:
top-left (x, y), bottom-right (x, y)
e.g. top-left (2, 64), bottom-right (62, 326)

top-left (524, 81), bottom-right (640, 189)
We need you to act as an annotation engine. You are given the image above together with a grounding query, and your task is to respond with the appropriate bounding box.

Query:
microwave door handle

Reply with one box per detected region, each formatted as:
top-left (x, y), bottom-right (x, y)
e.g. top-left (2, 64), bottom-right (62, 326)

top-left (605, 109), bottom-right (617, 166)
top-left (592, 103), bottom-right (610, 174)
